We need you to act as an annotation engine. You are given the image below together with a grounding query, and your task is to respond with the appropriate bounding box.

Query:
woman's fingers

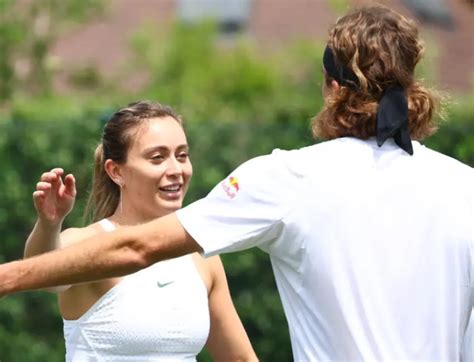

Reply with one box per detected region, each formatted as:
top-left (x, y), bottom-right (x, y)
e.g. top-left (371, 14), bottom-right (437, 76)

top-left (40, 171), bottom-right (58, 182)
top-left (32, 190), bottom-right (45, 200)
top-left (32, 190), bottom-right (46, 211)
top-left (36, 182), bottom-right (52, 191)
top-left (38, 169), bottom-right (69, 196)
top-left (50, 168), bottom-right (64, 176)
top-left (63, 174), bottom-right (76, 198)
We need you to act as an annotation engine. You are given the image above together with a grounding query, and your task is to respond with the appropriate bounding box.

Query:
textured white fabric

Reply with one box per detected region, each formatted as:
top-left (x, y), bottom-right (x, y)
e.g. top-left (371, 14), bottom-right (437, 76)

top-left (177, 137), bottom-right (473, 361)
top-left (63, 219), bottom-right (210, 362)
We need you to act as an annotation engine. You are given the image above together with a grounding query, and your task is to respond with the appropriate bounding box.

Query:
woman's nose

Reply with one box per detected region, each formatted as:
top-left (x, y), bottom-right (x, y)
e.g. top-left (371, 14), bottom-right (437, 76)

top-left (165, 157), bottom-right (182, 176)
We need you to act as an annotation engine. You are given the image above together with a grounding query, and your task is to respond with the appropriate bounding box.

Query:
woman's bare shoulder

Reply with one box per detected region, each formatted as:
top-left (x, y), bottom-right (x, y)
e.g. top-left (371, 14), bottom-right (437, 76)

top-left (59, 221), bottom-right (107, 249)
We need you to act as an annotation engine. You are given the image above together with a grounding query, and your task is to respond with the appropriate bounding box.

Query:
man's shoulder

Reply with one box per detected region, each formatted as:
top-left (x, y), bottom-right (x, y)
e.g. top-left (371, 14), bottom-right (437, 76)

top-left (269, 139), bottom-right (341, 159)
top-left (417, 146), bottom-right (473, 202)
top-left (418, 144), bottom-right (472, 174)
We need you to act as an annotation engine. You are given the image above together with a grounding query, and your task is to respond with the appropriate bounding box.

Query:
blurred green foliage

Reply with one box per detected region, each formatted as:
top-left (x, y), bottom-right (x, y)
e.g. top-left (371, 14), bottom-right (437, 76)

top-left (0, 2), bottom-right (473, 362)
top-left (0, 0), bottom-right (104, 100)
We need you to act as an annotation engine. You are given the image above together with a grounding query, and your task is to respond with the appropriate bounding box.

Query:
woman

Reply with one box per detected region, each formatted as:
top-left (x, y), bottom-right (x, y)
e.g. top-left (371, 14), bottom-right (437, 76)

top-left (24, 101), bottom-right (257, 361)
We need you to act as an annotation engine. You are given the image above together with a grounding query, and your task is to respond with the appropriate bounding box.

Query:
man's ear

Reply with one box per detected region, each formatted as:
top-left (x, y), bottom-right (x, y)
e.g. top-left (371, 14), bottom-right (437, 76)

top-left (104, 159), bottom-right (123, 187)
top-left (331, 79), bottom-right (340, 92)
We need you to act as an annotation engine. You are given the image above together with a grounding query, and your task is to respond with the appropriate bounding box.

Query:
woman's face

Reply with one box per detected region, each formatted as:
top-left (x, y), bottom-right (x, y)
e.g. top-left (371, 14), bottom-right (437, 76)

top-left (119, 116), bottom-right (192, 220)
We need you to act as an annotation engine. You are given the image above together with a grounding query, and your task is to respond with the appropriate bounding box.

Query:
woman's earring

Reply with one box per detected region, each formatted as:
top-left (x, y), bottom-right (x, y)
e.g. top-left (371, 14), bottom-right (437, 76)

top-left (118, 182), bottom-right (124, 214)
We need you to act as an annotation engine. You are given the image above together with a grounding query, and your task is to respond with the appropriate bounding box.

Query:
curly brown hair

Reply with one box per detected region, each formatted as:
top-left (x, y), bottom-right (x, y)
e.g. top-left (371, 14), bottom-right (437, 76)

top-left (312, 5), bottom-right (439, 141)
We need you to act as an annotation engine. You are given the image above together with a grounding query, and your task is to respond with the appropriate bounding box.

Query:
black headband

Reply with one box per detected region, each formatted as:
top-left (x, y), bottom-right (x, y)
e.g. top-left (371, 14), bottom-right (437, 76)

top-left (323, 45), bottom-right (359, 89)
top-left (323, 45), bottom-right (413, 155)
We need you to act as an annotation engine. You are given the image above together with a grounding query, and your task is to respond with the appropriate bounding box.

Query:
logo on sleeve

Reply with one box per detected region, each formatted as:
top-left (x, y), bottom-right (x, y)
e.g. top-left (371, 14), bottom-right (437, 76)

top-left (221, 176), bottom-right (240, 199)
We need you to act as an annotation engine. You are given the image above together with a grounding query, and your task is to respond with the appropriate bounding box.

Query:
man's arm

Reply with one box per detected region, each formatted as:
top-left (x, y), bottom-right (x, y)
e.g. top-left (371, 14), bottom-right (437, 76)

top-left (0, 213), bottom-right (202, 297)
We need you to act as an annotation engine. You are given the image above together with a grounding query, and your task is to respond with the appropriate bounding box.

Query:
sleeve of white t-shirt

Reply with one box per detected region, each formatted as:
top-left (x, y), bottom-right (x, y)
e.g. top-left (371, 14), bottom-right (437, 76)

top-left (176, 149), bottom-right (300, 256)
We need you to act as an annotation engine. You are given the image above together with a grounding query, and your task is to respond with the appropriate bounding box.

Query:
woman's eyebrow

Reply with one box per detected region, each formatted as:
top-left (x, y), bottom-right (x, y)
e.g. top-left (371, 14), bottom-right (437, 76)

top-left (142, 144), bottom-right (189, 154)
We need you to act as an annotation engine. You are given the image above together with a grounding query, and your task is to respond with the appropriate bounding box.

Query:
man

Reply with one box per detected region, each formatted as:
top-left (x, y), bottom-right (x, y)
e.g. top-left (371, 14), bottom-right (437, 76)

top-left (1, 5), bottom-right (472, 360)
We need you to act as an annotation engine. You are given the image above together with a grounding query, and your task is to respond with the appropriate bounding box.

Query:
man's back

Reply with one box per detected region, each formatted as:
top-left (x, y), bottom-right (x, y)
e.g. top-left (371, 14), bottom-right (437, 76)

top-left (178, 136), bottom-right (472, 360)
top-left (267, 137), bottom-right (472, 359)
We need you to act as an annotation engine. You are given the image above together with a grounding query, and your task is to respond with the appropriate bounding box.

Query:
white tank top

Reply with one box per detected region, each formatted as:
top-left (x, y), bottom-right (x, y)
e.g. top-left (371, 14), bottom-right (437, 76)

top-left (63, 219), bottom-right (210, 361)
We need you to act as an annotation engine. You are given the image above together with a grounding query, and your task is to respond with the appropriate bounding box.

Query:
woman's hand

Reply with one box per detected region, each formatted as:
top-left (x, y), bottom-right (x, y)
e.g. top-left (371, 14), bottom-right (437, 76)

top-left (33, 168), bottom-right (76, 225)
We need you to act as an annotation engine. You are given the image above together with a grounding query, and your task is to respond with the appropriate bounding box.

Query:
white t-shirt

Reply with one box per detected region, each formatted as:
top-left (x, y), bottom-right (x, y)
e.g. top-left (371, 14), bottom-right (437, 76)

top-left (177, 137), bottom-right (473, 361)
top-left (464, 313), bottom-right (473, 362)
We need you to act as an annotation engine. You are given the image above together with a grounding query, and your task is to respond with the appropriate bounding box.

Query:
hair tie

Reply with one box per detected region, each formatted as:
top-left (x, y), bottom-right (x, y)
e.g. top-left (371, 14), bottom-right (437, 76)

top-left (376, 86), bottom-right (413, 155)
top-left (323, 45), bottom-right (359, 89)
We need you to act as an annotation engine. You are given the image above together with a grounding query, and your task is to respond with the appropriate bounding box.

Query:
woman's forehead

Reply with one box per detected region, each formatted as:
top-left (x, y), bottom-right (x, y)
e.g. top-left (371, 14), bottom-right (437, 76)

top-left (129, 117), bottom-right (186, 151)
